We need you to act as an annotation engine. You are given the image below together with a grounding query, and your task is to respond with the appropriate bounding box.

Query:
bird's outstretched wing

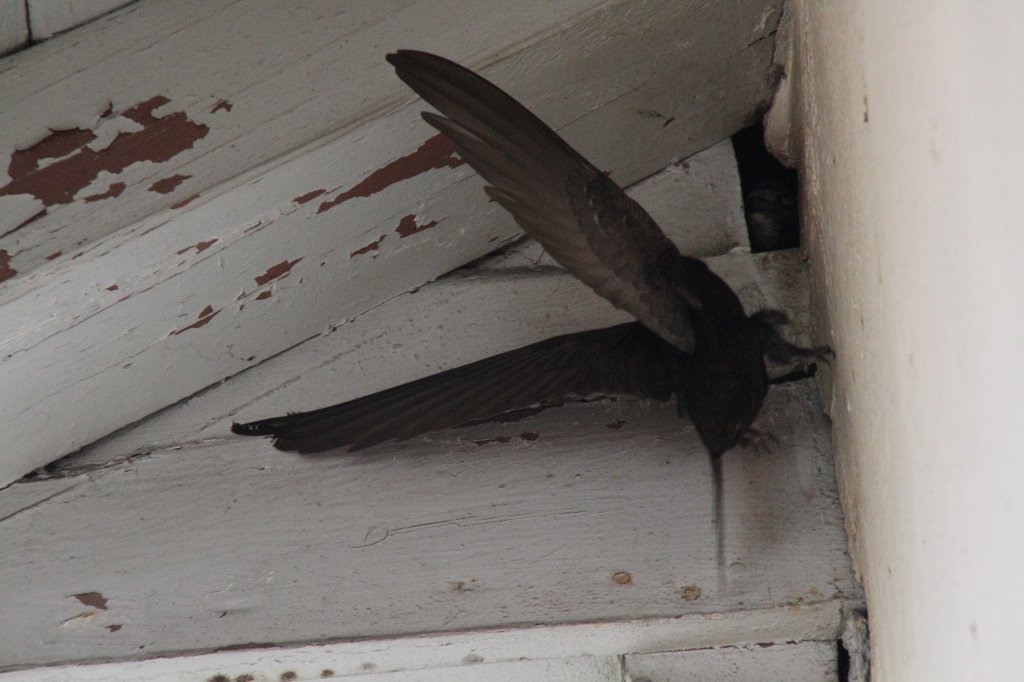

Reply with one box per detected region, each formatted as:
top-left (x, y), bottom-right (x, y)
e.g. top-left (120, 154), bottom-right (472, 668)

top-left (387, 50), bottom-right (703, 353)
top-left (232, 323), bottom-right (686, 453)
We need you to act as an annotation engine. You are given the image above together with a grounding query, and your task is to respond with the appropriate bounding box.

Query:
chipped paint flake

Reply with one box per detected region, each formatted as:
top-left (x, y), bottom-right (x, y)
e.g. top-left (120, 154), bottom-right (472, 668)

top-left (254, 258), bottom-right (302, 286)
top-left (73, 592), bottom-right (108, 610)
top-left (395, 214), bottom-right (442, 238)
top-left (149, 174), bottom-right (191, 194)
top-left (45, 250), bottom-right (62, 261)
top-left (318, 134), bottom-right (463, 214)
top-left (211, 99), bottom-right (233, 113)
top-left (0, 97), bottom-right (208, 207)
top-left (176, 238), bottom-right (218, 255)
top-left (349, 236), bottom-right (384, 257)
top-left (255, 291), bottom-right (272, 301)
top-left (293, 189), bottom-right (326, 205)
top-left (172, 305), bottom-right (219, 335)
top-left (170, 193), bottom-right (199, 209)
top-left (0, 249), bottom-right (16, 283)
top-left (84, 182), bottom-right (126, 202)
top-left (10, 128), bottom-right (97, 178)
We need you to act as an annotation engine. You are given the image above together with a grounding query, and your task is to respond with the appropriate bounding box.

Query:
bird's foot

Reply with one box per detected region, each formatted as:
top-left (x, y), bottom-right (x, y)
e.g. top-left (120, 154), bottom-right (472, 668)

top-left (749, 310), bottom-right (834, 365)
top-left (740, 427), bottom-right (778, 456)
top-left (768, 336), bottom-right (833, 366)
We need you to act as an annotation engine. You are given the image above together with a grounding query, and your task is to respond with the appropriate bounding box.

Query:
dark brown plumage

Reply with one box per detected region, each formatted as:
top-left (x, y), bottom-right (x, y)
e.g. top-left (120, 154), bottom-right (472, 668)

top-left (235, 322), bottom-right (684, 453)
top-left (232, 50), bottom-right (827, 569)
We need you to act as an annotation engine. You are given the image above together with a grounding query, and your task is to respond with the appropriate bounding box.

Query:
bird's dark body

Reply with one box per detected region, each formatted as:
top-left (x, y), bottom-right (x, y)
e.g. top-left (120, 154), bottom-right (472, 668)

top-left (232, 51), bottom-right (825, 566)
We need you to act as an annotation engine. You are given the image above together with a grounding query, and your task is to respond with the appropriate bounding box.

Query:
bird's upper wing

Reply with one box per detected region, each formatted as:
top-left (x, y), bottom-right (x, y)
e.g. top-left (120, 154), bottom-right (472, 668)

top-left (232, 322), bottom-right (685, 453)
top-left (387, 50), bottom-right (701, 353)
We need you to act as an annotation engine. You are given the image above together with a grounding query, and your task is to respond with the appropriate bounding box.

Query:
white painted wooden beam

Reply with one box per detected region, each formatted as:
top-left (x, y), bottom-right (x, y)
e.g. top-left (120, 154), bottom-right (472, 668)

top-left (0, 616), bottom-right (845, 681)
top-left (625, 641), bottom-right (839, 681)
top-left (0, 380), bottom-right (855, 671)
top-left (0, 159), bottom-right (855, 672)
top-left (0, 0), bottom-right (785, 488)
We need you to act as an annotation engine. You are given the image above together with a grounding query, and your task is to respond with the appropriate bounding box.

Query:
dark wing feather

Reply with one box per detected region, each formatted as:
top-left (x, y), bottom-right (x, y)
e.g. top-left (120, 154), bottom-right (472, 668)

top-left (232, 323), bottom-right (685, 453)
top-left (387, 50), bottom-right (700, 352)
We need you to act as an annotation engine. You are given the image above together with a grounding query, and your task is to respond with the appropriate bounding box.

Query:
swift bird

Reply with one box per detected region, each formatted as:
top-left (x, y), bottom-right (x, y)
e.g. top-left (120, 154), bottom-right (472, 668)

top-left (233, 50), bottom-right (827, 568)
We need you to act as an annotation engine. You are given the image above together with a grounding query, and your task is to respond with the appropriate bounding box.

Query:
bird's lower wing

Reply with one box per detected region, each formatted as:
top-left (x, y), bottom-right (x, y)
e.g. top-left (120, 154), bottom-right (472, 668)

top-left (232, 323), bottom-right (684, 453)
top-left (387, 50), bottom-right (699, 353)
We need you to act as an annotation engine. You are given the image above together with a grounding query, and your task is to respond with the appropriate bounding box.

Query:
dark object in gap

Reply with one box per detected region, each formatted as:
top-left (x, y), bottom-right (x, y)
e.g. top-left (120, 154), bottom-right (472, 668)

top-left (733, 122), bottom-right (801, 252)
top-left (232, 51), bottom-right (829, 568)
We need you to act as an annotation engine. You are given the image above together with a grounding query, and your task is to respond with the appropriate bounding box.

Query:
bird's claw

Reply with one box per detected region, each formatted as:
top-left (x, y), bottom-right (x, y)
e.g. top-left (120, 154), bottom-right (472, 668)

top-left (740, 427), bottom-right (777, 456)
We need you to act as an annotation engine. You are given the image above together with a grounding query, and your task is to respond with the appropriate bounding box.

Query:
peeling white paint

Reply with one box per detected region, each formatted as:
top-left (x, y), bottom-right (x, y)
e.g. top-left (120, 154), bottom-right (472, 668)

top-left (0, 0), bottom-right (785, 487)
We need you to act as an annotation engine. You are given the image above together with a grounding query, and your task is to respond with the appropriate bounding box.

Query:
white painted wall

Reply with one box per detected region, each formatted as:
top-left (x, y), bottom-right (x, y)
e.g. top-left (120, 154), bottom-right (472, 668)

top-left (783, 2), bottom-right (1024, 679)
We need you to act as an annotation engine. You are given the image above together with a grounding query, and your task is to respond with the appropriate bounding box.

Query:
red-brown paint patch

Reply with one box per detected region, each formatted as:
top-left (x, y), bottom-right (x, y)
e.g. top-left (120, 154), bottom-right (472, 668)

top-left (8, 128), bottom-right (96, 179)
top-left (395, 214), bottom-right (441, 238)
top-left (106, 284), bottom-right (119, 291)
top-left (293, 189), bottom-right (326, 205)
top-left (176, 238), bottom-right (218, 255)
top-left (349, 236), bottom-right (384, 257)
top-left (170, 193), bottom-right (199, 209)
top-left (0, 250), bottom-right (15, 283)
top-left (84, 181), bottom-right (126, 203)
top-left (107, 624), bottom-right (122, 633)
top-left (172, 304), bottom-right (219, 334)
top-left (73, 592), bottom-right (108, 610)
top-left (149, 174), bottom-right (190, 194)
top-left (606, 420), bottom-right (627, 430)
top-left (45, 250), bottom-right (62, 260)
top-left (254, 258), bottom-right (302, 286)
top-left (318, 134), bottom-right (463, 214)
top-left (255, 290), bottom-right (272, 301)
top-left (0, 97), bottom-right (208, 207)
top-left (211, 99), bottom-right (233, 113)
top-left (1, 208), bottom-right (48, 239)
